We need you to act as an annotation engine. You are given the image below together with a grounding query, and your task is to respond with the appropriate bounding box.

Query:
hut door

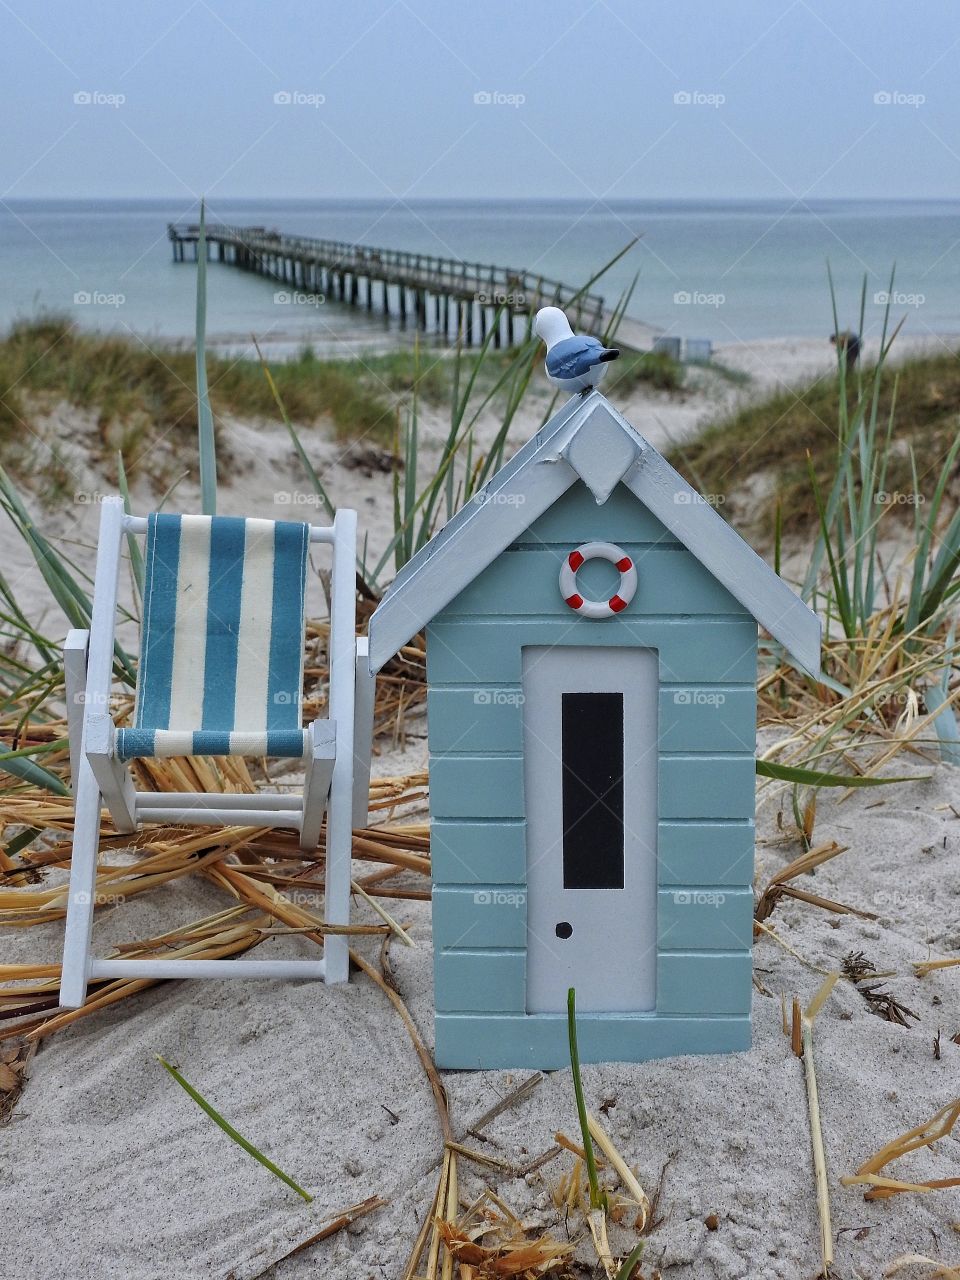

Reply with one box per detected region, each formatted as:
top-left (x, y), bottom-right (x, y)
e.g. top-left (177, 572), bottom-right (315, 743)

top-left (523, 646), bottom-right (658, 1013)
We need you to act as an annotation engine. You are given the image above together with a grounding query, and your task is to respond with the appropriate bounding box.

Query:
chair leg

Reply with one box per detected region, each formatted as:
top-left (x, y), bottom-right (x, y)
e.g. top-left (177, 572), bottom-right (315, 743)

top-left (60, 762), bottom-right (104, 1009)
top-left (323, 751), bottom-right (352, 984)
top-left (63, 628), bottom-right (90, 795)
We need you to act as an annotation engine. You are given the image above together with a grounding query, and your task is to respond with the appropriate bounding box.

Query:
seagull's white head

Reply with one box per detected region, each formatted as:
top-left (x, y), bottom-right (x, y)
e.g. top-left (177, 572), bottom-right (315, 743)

top-left (534, 306), bottom-right (574, 349)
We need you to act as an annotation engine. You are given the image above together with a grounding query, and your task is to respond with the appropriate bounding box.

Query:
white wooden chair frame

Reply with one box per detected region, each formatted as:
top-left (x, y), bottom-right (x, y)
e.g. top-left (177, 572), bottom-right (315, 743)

top-left (60, 496), bottom-right (376, 1008)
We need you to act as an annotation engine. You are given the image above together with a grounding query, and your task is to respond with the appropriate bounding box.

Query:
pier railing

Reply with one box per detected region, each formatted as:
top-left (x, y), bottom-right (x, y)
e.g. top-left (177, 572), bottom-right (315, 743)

top-left (167, 221), bottom-right (607, 346)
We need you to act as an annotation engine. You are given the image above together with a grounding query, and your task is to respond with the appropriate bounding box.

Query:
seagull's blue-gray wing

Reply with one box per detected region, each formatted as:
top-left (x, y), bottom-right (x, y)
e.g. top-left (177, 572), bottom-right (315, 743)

top-left (545, 335), bottom-right (615, 378)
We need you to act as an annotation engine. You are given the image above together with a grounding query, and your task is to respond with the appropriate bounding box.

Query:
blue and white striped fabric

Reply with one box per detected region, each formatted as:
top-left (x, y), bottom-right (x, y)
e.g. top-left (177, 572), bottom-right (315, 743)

top-left (116, 514), bottom-right (311, 762)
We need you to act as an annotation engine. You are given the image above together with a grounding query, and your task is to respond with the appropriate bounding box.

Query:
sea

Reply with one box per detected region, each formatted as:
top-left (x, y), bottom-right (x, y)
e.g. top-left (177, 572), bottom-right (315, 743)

top-left (1, 197), bottom-right (958, 355)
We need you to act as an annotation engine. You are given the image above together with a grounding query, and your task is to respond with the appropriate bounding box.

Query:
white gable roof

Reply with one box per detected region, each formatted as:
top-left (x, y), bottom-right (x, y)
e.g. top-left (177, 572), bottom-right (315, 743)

top-left (368, 390), bottom-right (821, 677)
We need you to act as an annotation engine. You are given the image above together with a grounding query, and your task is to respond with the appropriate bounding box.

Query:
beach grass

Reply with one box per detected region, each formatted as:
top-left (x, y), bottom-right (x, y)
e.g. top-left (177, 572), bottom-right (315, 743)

top-left (605, 348), bottom-right (683, 394)
top-left (671, 344), bottom-right (960, 538)
top-left (0, 316), bottom-right (530, 470)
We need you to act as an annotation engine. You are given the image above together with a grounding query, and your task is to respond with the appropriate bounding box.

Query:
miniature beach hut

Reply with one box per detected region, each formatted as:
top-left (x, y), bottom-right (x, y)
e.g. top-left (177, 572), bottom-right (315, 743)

top-left (367, 389), bottom-right (820, 1069)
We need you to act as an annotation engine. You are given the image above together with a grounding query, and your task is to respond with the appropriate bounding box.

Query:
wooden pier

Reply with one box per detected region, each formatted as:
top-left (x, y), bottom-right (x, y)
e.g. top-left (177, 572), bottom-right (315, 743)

top-left (167, 222), bottom-right (623, 348)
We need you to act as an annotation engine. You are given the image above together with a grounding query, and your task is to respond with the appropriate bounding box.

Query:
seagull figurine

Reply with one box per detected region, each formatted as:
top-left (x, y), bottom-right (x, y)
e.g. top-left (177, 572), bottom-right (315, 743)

top-left (534, 306), bottom-right (620, 393)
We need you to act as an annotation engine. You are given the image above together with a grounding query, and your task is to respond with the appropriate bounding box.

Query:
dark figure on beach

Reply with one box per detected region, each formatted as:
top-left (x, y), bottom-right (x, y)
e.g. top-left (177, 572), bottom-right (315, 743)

top-left (830, 330), bottom-right (861, 370)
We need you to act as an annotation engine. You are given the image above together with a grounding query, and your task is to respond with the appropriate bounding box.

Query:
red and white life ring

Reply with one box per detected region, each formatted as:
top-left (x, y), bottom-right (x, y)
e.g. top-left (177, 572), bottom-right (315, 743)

top-left (559, 542), bottom-right (638, 619)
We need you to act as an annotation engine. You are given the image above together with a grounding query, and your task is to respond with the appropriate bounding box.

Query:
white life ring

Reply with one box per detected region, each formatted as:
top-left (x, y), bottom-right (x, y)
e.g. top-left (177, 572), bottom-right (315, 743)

top-left (559, 542), bottom-right (638, 619)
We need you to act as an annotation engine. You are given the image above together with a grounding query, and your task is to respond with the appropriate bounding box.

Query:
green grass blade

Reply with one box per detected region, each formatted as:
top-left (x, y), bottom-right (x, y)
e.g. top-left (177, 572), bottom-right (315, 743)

top-left (806, 455), bottom-right (854, 638)
top-left (252, 337), bottom-right (335, 521)
top-left (756, 759), bottom-right (929, 787)
top-left (116, 451), bottom-right (144, 606)
top-left (0, 466), bottom-right (136, 684)
top-left (567, 987), bottom-right (605, 1212)
top-left (5, 827), bottom-right (41, 858)
top-left (195, 201), bottom-right (217, 516)
top-left (157, 1055), bottom-right (313, 1202)
top-left (0, 565), bottom-right (56, 666)
top-left (616, 1242), bottom-right (646, 1280)
top-left (0, 747), bottom-right (70, 795)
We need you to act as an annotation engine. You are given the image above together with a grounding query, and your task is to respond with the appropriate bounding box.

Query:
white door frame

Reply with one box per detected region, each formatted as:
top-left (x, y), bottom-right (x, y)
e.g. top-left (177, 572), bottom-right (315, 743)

top-left (522, 645), bottom-right (658, 1013)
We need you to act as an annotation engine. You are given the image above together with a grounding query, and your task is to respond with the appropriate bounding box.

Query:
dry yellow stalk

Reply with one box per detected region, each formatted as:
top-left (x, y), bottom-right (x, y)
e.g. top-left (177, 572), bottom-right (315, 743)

top-left (784, 975), bottom-right (838, 1273)
top-left (841, 1097), bottom-right (960, 1200)
top-left (884, 1254), bottom-right (960, 1278)
top-left (350, 878), bottom-right (415, 946)
top-left (586, 1110), bottom-right (651, 1232)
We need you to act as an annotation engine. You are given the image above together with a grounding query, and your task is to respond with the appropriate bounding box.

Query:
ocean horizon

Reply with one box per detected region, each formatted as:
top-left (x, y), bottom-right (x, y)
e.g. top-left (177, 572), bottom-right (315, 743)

top-left (2, 196), bottom-right (958, 353)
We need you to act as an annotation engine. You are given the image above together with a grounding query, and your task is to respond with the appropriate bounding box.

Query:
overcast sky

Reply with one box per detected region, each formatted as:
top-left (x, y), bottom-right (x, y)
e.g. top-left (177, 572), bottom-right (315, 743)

top-left (3, 1), bottom-right (958, 201)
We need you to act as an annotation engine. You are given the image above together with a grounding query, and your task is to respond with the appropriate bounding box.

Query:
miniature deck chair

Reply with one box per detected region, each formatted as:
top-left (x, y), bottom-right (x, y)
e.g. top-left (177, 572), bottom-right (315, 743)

top-left (60, 497), bottom-right (375, 1009)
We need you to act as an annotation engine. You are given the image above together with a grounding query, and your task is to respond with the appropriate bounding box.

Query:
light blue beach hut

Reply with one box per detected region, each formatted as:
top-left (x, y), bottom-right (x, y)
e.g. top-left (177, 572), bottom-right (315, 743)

top-left (368, 389), bottom-right (820, 1069)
